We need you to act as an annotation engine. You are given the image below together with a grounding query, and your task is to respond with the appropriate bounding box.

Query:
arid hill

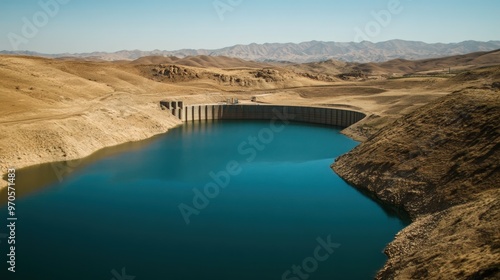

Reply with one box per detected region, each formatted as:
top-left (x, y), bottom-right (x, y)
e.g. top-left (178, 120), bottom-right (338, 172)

top-left (131, 55), bottom-right (269, 69)
top-left (2, 53), bottom-right (493, 186)
top-left (333, 89), bottom-right (500, 279)
top-left (0, 52), bottom-right (499, 278)
top-left (287, 49), bottom-right (500, 79)
top-left (357, 49), bottom-right (500, 75)
top-left (0, 54), bottom-right (329, 189)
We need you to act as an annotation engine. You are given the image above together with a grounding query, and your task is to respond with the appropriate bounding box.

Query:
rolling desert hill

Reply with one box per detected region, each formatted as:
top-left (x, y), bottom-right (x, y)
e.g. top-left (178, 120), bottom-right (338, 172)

top-left (0, 50), bottom-right (499, 279)
top-left (0, 54), bottom-right (331, 187)
top-left (131, 55), bottom-right (269, 69)
top-left (1, 53), bottom-right (498, 180)
top-left (356, 49), bottom-right (500, 75)
top-left (285, 49), bottom-right (500, 81)
top-left (3, 39), bottom-right (500, 63)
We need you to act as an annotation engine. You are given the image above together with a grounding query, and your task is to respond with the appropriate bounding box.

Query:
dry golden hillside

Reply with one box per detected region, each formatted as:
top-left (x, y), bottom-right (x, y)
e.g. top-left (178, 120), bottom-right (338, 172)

top-left (2, 54), bottom-right (494, 187)
top-left (131, 55), bottom-right (270, 68)
top-left (286, 49), bottom-right (500, 78)
top-left (0, 54), bottom-right (329, 188)
top-left (0, 53), bottom-right (499, 279)
top-left (333, 89), bottom-right (500, 279)
top-left (367, 49), bottom-right (500, 75)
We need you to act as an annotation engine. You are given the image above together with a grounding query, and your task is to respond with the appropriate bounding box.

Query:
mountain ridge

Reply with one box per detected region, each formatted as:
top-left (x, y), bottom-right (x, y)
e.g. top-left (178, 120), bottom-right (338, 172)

top-left (2, 39), bottom-right (500, 63)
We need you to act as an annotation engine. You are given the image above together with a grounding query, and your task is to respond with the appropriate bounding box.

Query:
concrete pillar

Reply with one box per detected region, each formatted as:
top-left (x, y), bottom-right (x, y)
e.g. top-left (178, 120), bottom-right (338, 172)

top-left (206, 105), bottom-right (212, 120)
top-left (192, 106), bottom-right (200, 121)
top-left (326, 109), bottom-right (332, 125)
top-left (219, 105), bottom-right (224, 119)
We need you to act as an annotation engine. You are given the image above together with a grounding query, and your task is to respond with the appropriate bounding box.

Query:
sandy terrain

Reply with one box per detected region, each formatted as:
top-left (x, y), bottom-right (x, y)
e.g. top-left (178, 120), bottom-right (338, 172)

top-left (1, 54), bottom-right (469, 188)
top-left (0, 53), bottom-right (499, 278)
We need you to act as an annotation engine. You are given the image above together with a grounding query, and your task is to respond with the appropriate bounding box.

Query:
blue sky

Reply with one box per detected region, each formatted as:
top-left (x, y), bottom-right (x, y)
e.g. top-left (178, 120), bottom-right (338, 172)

top-left (1, 0), bottom-right (499, 53)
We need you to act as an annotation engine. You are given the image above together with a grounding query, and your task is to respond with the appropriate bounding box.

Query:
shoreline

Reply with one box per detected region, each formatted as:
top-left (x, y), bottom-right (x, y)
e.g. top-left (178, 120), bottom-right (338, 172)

top-left (332, 89), bottom-right (500, 279)
top-left (0, 100), bottom-right (419, 278)
top-left (1, 54), bottom-right (497, 279)
top-left (0, 105), bottom-right (183, 191)
top-left (0, 126), bottom-right (181, 190)
top-left (6, 97), bottom-right (484, 278)
top-left (1, 103), bottom-right (369, 191)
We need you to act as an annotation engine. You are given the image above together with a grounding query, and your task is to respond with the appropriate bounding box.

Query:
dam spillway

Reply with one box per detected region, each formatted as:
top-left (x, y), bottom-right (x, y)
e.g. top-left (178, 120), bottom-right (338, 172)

top-left (160, 101), bottom-right (366, 128)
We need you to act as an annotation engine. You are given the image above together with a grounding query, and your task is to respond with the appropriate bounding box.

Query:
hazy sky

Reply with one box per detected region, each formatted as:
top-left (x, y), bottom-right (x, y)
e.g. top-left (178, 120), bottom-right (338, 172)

top-left (1, 0), bottom-right (499, 53)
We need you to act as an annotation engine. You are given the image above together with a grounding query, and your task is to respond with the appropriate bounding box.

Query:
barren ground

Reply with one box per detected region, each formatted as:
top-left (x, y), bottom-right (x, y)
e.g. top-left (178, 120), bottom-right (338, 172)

top-left (1, 54), bottom-right (468, 188)
top-left (0, 54), bottom-right (499, 279)
top-left (333, 89), bottom-right (500, 279)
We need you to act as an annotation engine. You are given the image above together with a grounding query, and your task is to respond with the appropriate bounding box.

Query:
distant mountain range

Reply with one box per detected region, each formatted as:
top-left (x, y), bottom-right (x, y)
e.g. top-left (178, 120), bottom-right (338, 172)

top-left (2, 40), bottom-right (500, 63)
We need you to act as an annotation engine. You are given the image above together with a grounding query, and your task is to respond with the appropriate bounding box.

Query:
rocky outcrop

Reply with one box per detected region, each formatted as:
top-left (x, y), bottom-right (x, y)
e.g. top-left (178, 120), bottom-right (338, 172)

top-left (148, 65), bottom-right (301, 87)
top-left (251, 69), bottom-right (287, 82)
top-left (333, 89), bottom-right (500, 279)
top-left (152, 64), bottom-right (200, 82)
top-left (212, 73), bottom-right (257, 87)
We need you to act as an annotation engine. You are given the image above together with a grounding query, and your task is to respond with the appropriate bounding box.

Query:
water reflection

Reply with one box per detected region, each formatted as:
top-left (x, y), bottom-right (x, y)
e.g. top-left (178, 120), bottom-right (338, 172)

top-left (0, 120), bottom-right (408, 280)
top-left (0, 132), bottom-right (169, 204)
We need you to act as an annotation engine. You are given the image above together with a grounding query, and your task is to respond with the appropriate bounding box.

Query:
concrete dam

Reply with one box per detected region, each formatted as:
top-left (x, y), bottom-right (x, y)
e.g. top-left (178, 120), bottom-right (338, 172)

top-left (160, 101), bottom-right (366, 128)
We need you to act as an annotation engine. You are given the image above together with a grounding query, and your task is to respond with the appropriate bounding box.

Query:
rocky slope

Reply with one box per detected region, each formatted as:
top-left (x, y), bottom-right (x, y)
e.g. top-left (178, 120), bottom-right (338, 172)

top-left (333, 89), bottom-right (500, 279)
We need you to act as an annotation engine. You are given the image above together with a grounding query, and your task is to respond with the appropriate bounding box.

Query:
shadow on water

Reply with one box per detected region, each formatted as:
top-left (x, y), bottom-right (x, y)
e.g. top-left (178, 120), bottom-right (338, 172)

top-left (0, 120), bottom-right (221, 205)
top-left (335, 175), bottom-right (413, 225)
top-left (0, 131), bottom-right (172, 206)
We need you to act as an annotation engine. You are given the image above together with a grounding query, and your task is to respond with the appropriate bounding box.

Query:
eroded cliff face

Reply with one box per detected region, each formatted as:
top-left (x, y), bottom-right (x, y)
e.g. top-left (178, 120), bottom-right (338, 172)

top-left (333, 89), bottom-right (500, 279)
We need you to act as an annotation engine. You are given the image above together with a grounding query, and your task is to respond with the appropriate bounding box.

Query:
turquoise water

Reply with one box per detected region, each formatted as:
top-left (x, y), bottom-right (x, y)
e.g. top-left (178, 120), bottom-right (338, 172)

top-left (0, 121), bottom-right (407, 279)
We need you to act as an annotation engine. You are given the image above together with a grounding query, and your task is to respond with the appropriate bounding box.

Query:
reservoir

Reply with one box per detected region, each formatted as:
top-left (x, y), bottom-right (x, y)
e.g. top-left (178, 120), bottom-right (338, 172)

top-left (0, 120), bottom-right (407, 279)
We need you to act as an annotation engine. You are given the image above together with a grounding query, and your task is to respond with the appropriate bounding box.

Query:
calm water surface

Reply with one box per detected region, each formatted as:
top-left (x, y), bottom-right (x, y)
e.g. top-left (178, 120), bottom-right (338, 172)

top-left (0, 121), bottom-right (408, 280)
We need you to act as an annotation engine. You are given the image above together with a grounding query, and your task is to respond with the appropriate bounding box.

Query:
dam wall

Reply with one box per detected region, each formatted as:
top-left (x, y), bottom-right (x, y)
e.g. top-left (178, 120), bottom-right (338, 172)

top-left (160, 101), bottom-right (365, 128)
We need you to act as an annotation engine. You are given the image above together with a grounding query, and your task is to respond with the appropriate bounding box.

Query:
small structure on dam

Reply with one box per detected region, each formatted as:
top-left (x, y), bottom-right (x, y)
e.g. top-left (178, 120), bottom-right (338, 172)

top-left (160, 100), bottom-right (365, 128)
top-left (160, 100), bottom-right (184, 119)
